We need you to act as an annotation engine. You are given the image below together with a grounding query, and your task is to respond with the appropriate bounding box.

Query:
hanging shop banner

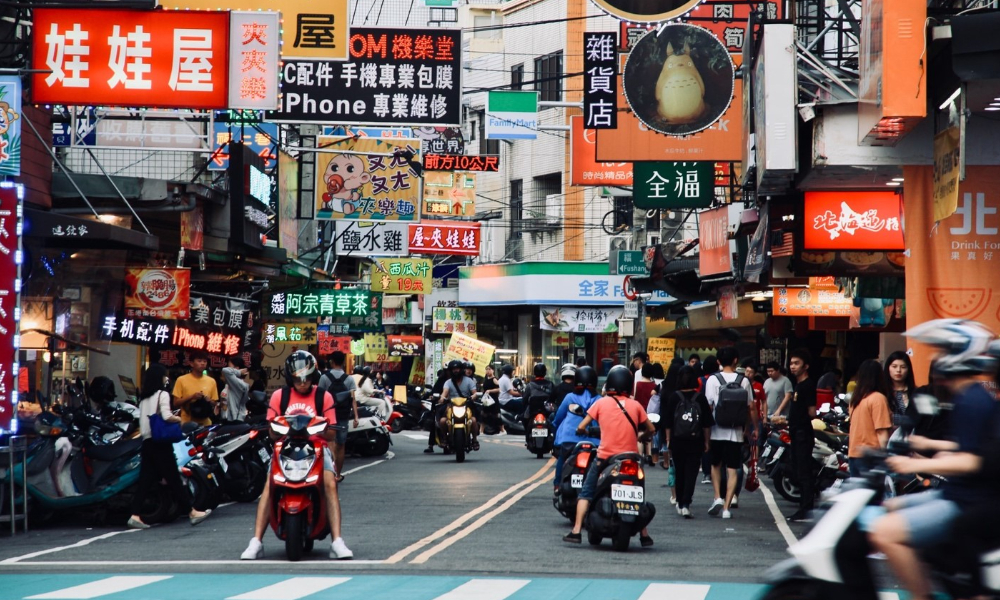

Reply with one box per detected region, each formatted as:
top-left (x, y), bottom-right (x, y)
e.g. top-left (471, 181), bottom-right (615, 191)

top-left (423, 154), bottom-right (498, 172)
top-left (486, 91), bottom-right (538, 140)
top-left (408, 221), bottom-right (480, 256)
top-left (277, 150), bottom-right (299, 258)
top-left (317, 328), bottom-right (352, 356)
top-left (432, 306), bottom-right (477, 334)
top-left (273, 28), bottom-right (462, 126)
top-left (591, 0), bottom-right (702, 23)
top-left (315, 136), bottom-right (421, 221)
top-left (124, 268), bottom-right (191, 319)
top-left (370, 257), bottom-right (433, 295)
top-left (263, 323), bottom-right (316, 345)
top-left (180, 206), bottom-right (204, 251)
top-left (32, 8), bottom-right (230, 109)
top-left (717, 285), bottom-right (739, 320)
top-left (698, 206), bottom-right (731, 277)
top-left (933, 126), bottom-right (961, 223)
top-left (269, 288), bottom-right (373, 318)
top-left (0, 77), bottom-right (21, 177)
top-left (413, 126), bottom-right (465, 155)
top-left (209, 122), bottom-right (278, 172)
top-left (773, 287), bottom-right (854, 317)
top-left (228, 12), bottom-right (280, 110)
top-left (0, 185), bottom-right (22, 432)
top-left (634, 161), bottom-right (714, 209)
top-left (569, 115), bottom-right (632, 186)
top-left (189, 295), bottom-right (255, 333)
top-left (426, 338), bottom-right (446, 385)
top-left (363, 334), bottom-right (400, 363)
top-left (388, 335), bottom-right (423, 357)
top-left (422, 171), bottom-right (476, 217)
top-left (409, 357), bottom-right (426, 387)
top-left (444, 332), bottom-right (495, 375)
top-left (647, 337), bottom-right (676, 365)
top-left (803, 191), bottom-right (904, 251)
top-left (583, 31), bottom-right (618, 130)
top-left (167, 0), bottom-right (349, 61)
top-left (324, 293), bottom-right (383, 332)
top-left (623, 25), bottom-right (735, 138)
top-left (334, 221), bottom-right (410, 256)
top-left (904, 165), bottom-right (1000, 384)
top-left (744, 201), bottom-right (769, 284)
top-left (793, 250), bottom-right (905, 277)
top-left (540, 307), bottom-right (622, 333)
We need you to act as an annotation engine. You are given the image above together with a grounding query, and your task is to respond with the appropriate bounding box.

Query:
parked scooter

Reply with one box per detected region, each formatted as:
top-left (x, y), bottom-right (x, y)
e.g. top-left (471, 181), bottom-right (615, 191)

top-left (388, 386), bottom-right (431, 433)
top-left (196, 421), bottom-right (271, 503)
top-left (345, 406), bottom-right (391, 457)
top-left (768, 409), bottom-right (850, 504)
top-left (583, 452), bottom-right (656, 551)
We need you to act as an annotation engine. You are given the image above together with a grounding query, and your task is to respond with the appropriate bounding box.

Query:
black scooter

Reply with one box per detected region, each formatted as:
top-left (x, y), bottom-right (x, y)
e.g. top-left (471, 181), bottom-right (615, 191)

top-left (584, 452), bottom-right (656, 551)
top-left (553, 439), bottom-right (598, 520)
top-left (524, 398), bottom-right (555, 458)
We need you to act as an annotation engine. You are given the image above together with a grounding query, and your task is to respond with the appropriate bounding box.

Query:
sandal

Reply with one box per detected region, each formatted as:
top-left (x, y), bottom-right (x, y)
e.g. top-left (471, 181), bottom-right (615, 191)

top-left (472, 439), bottom-right (480, 451)
top-left (334, 473), bottom-right (345, 483)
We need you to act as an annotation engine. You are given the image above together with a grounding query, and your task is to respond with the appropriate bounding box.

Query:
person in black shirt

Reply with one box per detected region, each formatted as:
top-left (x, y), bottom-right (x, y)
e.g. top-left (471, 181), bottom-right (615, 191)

top-left (786, 348), bottom-right (817, 522)
top-left (662, 365), bottom-right (714, 518)
top-left (552, 364), bottom-right (577, 412)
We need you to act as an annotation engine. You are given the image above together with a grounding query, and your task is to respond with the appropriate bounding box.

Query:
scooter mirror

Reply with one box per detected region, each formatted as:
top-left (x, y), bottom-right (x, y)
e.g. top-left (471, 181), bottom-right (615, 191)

top-left (648, 413), bottom-right (661, 424)
top-left (819, 402), bottom-right (831, 414)
top-left (913, 393), bottom-right (939, 416)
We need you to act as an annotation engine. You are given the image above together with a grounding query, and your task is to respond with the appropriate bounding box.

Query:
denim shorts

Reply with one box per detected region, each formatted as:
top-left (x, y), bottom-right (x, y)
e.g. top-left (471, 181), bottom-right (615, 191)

top-left (322, 446), bottom-right (335, 473)
top-left (892, 490), bottom-right (961, 548)
top-left (331, 424), bottom-right (348, 446)
top-left (578, 458), bottom-right (607, 502)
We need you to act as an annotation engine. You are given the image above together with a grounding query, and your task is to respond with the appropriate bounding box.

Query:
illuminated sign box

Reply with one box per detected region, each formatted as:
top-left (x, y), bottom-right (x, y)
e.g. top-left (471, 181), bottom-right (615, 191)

top-left (803, 191), bottom-right (905, 251)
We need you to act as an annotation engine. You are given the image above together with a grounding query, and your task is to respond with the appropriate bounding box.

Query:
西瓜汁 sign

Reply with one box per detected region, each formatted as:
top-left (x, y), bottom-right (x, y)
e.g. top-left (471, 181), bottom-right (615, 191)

top-left (583, 32), bottom-right (618, 130)
top-left (32, 8), bottom-right (230, 109)
top-left (432, 306), bottom-right (476, 334)
top-left (125, 268), bottom-right (191, 319)
top-left (773, 287), bottom-right (854, 317)
top-left (422, 171), bottom-right (475, 217)
top-left (423, 154), bottom-right (498, 172)
top-left (272, 28), bottom-right (462, 126)
top-left (486, 91), bottom-right (538, 140)
top-left (269, 289), bottom-right (373, 318)
top-left (803, 191), bottom-right (904, 251)
top-left (409, 221), bottom-right (480, 256)
top-left (334, 221), bottom-right (409, 256)
top-left (540, 307), bottom-right (623, 333)
top-left (612, 250), bottom-right (649, 275)
top-left (228, 12), bottom-right (280, 110)
top-left (315, 136), bottom-right (421, 221)
top-left (370, 258), bottom-right (433, 295)
top-left (634, 162), bottom-right (714, 209)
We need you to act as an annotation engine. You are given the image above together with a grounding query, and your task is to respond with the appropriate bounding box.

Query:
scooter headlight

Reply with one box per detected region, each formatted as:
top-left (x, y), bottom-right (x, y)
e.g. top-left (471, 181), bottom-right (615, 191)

top-left (279, 454), bottom-right (316, 482)
top-left (452, 405), bottom-right (467, 418)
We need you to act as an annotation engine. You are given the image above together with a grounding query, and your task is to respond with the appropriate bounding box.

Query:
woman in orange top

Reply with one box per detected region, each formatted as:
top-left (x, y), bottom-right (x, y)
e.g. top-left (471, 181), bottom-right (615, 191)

top-left (847, 359), bottom-right (894, 477)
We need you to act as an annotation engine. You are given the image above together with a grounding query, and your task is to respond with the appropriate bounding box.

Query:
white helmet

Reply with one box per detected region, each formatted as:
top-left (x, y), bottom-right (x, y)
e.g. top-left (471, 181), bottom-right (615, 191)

top-left (904, 319), bottom-right (998, 376)
top-left (560, 363), bottom-right (576, 379)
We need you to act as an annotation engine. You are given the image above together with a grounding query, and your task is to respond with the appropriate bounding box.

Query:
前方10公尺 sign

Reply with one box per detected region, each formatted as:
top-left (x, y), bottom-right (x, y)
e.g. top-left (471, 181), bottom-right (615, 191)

top-left (370, 258), bottom-right (433, 294)
top-left (634, 162), bottom-right (715, 209)
top-left (269, 289), bottom-right (373, 318)
top-left (803, 191), bottom-right (904, 251)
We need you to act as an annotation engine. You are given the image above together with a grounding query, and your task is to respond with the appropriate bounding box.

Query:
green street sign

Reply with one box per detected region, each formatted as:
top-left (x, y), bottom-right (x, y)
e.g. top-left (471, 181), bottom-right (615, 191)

top-left (634, 161), bottom-right (715, 209)
top-left (615, 250), bottom-right (648, 275)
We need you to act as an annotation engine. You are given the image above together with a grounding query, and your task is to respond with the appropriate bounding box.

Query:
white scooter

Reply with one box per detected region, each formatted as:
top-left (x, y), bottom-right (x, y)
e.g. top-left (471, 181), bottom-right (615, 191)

top-left (345, 405), bottom-right (392, 457)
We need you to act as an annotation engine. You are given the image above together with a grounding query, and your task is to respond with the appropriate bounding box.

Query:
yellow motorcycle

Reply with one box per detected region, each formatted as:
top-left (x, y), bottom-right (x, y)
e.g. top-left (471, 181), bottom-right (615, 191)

top-left (437, 397), bottom-right (478, 463)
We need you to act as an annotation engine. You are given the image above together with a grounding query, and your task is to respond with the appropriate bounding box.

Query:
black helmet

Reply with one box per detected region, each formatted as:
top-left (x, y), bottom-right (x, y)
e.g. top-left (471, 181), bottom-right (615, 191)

top-left (88, 376), bottom-right (116, 404)
top-left (447, 359), bottom-right (464, 371)
top-left (604, 365), bottom-right (633, 395)
top-left (574, 366), bottom-right (598, 389)
top-left (284, 350), bottom-right (317, 385)
top-left (533, 363), bottom-right (547, 378)
top-left (353, 365), bottom-right (365, 375)
top-left (501, 364), bottom-right (514, 377)
top-left (463, 360), bottom-right (476, 374)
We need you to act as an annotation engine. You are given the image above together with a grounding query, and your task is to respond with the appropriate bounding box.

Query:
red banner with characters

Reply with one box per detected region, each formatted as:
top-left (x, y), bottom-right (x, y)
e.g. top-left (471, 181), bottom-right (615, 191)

top-left (0, 185), bottom-right (22, 431)
top-left (804, 191), bottom-right (904, 251)
top-left (125, 268), bottom-right (191, 319)
top-left (408, 221), bottom-right (480, 256)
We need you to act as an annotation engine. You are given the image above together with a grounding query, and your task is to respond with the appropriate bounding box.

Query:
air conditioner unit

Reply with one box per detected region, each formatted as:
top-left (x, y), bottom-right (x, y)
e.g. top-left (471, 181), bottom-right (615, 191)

top-left (609, 235), bottom-right (631, 254)
top-left (544, 194), bottom-right (562, 225)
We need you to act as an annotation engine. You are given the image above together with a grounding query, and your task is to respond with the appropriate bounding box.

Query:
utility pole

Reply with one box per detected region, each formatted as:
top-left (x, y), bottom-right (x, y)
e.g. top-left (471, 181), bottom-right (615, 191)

top-left (630, 204), bottom-right (648, 361)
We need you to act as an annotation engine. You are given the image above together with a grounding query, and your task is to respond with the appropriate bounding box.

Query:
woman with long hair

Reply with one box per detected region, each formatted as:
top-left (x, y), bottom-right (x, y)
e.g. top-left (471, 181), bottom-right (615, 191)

top-left (662, 365), bottom-right (714, 518)
top-left (847, 359), bottom-right (894, 477)
top-left (883, 351), bottom-right (917, 416)
top-left (127, 363), bottom-right (211, 529)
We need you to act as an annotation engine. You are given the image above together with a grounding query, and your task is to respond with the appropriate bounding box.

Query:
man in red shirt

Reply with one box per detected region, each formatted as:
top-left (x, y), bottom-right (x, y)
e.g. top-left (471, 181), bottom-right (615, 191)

top-left (563, 366), bottom-right (656, 545)
top-left (241, 351), bottom-right (353, 560)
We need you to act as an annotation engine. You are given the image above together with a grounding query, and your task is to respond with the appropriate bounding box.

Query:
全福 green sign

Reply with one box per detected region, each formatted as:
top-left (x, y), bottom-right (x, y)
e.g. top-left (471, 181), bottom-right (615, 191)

top-left (634, 161), bottom-right (715, 209)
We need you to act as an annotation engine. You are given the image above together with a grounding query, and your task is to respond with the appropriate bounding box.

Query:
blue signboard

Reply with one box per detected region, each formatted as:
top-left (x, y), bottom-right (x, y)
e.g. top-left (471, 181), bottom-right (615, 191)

top-left (209, 122), bottom-right (278, 171)
top-left (52, 108), bottom-right (96, 148)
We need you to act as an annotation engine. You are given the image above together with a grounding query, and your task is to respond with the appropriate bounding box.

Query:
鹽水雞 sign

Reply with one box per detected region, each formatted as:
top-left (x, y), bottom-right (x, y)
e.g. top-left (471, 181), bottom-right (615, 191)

top-left (423, 154), bottom-right (499, 172)
top-left (273, 28), bottom-right (462, 126)
top-left (334, 221), bottom-right (410, 256)
top-left (269, 289), bottom-right (373, 318)
top-left (583, 32), bottom-right (618, 130)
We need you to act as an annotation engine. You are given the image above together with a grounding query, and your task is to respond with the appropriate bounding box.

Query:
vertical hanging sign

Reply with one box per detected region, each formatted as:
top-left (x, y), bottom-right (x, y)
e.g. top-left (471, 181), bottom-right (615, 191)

top-left (0, 184), bottom-right (22, 432)
top-left (229, 11), bottom-right (281, 110)
top-left (583, 31), bottom-right (618, 130)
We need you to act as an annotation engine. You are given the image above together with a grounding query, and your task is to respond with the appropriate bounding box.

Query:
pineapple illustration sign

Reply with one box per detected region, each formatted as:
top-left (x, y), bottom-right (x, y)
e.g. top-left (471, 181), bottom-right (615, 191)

top-left (622, 24), bottom-right (734, 137)
top-left (0, 77), bottom-right (21, 176)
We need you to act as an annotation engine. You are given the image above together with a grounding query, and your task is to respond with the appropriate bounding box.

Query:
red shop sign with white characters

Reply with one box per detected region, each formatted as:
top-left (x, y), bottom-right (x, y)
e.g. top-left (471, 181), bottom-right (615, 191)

top-left (804, 191), bottom-right (905, 251)
top-left (32, 8), bottom-right (230, 109)
top-left (408, 221), bottom-right (480, 256)
top-left (0, 185), bottom-right (22, 432)
top-left (423, 154), bottom-right (499, 172)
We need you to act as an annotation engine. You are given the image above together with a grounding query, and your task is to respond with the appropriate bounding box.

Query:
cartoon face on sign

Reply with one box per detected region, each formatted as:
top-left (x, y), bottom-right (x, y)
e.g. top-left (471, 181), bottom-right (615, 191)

top-left (322, 154), bottom-right (370, 215)
top-left (656, 42), bottom-right (706, 125)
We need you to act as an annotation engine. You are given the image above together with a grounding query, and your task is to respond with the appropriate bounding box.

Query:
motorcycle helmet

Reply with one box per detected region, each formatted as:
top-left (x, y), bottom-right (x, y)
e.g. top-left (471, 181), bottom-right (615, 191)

top-left (904, 319), bottom-right (998, 376)
top-left (604, 365), bottom-right (633, 395)
top-left (463, 360), bottom-right (476, 375)
top-left (533, 363), bottom-right (547, 378)
top-left (285, 350), bottom-right (317, 385)
top-left (447, 359), bottom-right (464, 379)
top-left (574, 366), bottom-right (598, 390)
top-left (560, 363), bottom-right (576, 380)
top-left (87, 376), bottom-right (116, 404)
top-left (501, 364), bottom-right (514, 377)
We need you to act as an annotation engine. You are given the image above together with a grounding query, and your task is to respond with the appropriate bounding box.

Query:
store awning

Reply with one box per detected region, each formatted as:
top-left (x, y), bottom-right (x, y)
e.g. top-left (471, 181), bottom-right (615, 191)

top-left (23, 209), bottom-right (159, 251)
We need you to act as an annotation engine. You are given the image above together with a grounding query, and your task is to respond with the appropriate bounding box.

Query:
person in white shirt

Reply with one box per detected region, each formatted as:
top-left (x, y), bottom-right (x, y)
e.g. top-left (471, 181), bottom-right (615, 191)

top-left (352, 365), bottom-right (391, 420)
top-left (704, 347), bottom-right (756, 519)
top-left (497, 364), bottom-right (522, 414)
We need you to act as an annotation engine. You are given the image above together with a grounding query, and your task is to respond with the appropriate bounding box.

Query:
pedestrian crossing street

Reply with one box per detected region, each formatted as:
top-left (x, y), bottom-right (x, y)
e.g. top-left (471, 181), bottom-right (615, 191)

top-left (3, 574), bottom-right (771, 600)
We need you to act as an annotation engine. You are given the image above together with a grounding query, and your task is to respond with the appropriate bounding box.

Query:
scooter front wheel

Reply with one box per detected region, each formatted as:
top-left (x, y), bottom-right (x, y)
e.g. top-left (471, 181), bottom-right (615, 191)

top-left (284, 512), bottom-right (304, 562)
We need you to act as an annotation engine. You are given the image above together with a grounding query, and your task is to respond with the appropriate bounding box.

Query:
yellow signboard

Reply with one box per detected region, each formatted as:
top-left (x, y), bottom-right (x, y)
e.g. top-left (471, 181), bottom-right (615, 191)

top-left (444, 332), bottom-right (496, 375)
top-left (167, 0), bottom-right (349, 61)
top-left (647, 337), bottom-right (676, 365)
top-left (422, 171), bottom-right (476, 217)
top-left (371, 258), bottom-right (433, 295)
top-left (363, 334), bottom-right (400, 363)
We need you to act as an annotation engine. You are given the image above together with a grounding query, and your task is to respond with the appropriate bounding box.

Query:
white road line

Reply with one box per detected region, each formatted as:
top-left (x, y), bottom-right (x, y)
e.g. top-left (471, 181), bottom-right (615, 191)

top-left (429, 579), bottom-right (531, 600)
top-left (227, 577), bottom-right (351, 600)
top-left (400, 433), bottom-right (427, 441)
top-left (636, 583), bottom-right (711, 600)
top-left (2, 530), bottom-right (142, 564)
top-left (342, 451), bottom-right (393, 476)
top-left (3, 560), bottom-right (387, 567)
top-left (27, 575), bottom-right (171, 599)
top-left (759, 480), bottom-right (799, 547)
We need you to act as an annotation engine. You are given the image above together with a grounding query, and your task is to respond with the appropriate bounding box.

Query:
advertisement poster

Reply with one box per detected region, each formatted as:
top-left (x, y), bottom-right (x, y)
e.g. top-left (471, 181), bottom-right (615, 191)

top-left (387, 335), bottom-right (423, 356)
top-left (0, 77), bottom-right (21, 176)
top-left (364, 333), bottom-right (400, 363)
top-left (408, 221), bottom-right (480, 256)
top-left (744, 202), bottom-right (769, 283)
top-left (408, 357), bottom-right (426, 387)
top-left (422, 171), bottom-right (476, 217)
top-left (277, 150), bottom-right (299, 258)
top-left (539, 307), bottom-right (622, 333)
top-left (431, 306), bottom-right (476, 334)
top-left (32, 8), bottom-right (230, 109)
top-left (904, 165), bottom-right (1000, 383)
top-left (370, 257), bottom-right (432, 294)
top-left (444, 332), bottom-right (495, 375)
top-left (647, 337), bottom-right (676, 365)
top-left (717, 285), bottom-right (739, 320)
top-left (933, 126), bottom-right (961, 222)
top-left (316, 329), bottom-right (351, 356)
top-left (179, 206), bottom-right (204, 251)
top-left (569, 116), bottom-right (632, 186)
top-left (314, 136), bottom-right (421, 221)
top-left (698, 206), bottom-right (731, 277)
top-left (772, 287), bottom-right (854, 317)
top-left (124, 268), bottom-right (191, 319)
top-left (804, 191), bottom-right (904, 251)
top-left (0, 185), bottom-right (21, 431)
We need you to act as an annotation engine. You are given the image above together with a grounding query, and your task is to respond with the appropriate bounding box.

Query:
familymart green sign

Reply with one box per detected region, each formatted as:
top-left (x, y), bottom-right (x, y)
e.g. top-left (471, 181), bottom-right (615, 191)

top-left (634, 162), bottom-right (714, 209)
top-left (486, 91), bottom-right (538, 140)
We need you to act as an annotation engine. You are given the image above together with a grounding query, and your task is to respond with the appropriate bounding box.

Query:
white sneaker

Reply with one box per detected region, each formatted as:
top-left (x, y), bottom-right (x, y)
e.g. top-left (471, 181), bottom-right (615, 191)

top-left (240, 538), bottom-right (263, 560)
top-left (330, 537), bottom-right (354, 560)
top-left (701, 476), bottom-right (712, 484)
top-left (708, 498), bottom-right (724, 516)
top-left (681, 507), bottom-right (692, 519)
top-left (669, 496), bottom-right (677, 505)
top-left (722, 510), bottom-right (732, 519)
top-left (676, 504), bottom-right (683, 515)
top-left (731, 496), bottom-right (739, 509)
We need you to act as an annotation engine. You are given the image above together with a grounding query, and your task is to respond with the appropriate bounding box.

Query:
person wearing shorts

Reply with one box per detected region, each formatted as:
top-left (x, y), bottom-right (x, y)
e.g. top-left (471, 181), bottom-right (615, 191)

top-left (704, 347), bottom-right (756, 519)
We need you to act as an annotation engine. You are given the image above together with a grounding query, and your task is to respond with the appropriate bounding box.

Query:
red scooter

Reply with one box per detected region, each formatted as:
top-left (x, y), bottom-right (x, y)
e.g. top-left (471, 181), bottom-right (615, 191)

top-left (267, 412), bottom-right (330, 561)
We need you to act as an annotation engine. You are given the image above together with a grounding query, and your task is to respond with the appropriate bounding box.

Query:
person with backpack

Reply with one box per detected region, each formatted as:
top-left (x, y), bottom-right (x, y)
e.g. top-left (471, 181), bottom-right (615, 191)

top-left (662, 365), bottom-right (714, 518)
top-left (704, 347), bottom-right (757, 519)
top-left (523, 363), bottom-right (555, 422)
top-left (241, 350), bottom-right (353, 560)
top-left (318, 351), bottom-right (359, 480)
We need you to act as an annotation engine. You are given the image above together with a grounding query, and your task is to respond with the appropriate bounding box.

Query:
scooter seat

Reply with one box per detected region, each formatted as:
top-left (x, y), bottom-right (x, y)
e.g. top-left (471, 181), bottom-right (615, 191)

top-left (213, 423), bottom-right (252, 437)
top-left (86, 437), bottom-right (142, 462)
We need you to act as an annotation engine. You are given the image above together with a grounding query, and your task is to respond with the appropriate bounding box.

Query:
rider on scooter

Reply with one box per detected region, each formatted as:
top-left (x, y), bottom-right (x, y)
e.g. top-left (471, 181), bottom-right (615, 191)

top-left (241, 351), bottom-right (353, 561)
top-left (551, 366), bottom-right (601, 492)
top-left (431, 360), bottom-right (481, 452)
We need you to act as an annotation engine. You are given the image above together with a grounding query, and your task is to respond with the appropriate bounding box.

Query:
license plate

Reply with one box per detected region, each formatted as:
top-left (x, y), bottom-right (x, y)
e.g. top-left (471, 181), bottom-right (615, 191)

top-left (218, 456), bottom-right (228, 473)
top-left (570, 474), bottom-right (583, 488)
top-left (611, 484), bottom-right (644, 503)
top-left (258, 447), bottom-right (270, 463)
top-left (531, 428), bottom-right (548, 437)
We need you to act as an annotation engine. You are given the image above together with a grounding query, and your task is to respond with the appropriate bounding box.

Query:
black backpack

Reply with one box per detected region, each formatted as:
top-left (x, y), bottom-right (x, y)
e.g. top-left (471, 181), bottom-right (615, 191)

top-left (322, 371), bottom-right (353, 411)
top-left (672, 391), bottom-right (703, 440)
top-left (279, 385), bottom-right (325, 416)
top-left (713, 373), bottom-right (749, 428)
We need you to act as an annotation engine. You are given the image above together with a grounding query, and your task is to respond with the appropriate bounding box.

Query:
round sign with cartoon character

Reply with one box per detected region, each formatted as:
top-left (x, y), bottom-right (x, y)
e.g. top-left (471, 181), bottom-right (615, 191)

top-left (590, 0), bottom-right (703, 23)
top-left (623, 24), bottom-right (735, 137)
